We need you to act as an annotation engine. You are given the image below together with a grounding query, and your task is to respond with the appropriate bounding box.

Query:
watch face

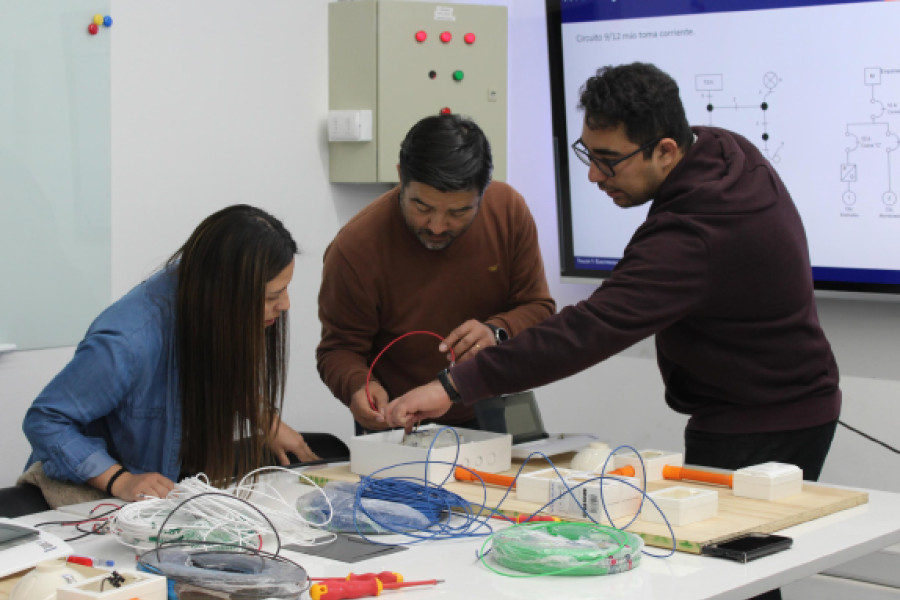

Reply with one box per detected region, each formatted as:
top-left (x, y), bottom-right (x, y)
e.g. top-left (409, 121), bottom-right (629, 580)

top-left (495, 327), bottom-right (509, 343)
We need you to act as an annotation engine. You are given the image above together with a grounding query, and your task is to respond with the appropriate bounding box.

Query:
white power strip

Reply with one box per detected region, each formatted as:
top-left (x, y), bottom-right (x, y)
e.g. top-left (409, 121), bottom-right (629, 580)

top-left (56, 571), bottom-right (167, 600)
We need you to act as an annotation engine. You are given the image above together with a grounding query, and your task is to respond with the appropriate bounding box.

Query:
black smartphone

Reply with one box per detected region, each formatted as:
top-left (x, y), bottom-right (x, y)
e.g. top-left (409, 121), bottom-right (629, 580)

top-left (701, 533), bottom-right (793, 563)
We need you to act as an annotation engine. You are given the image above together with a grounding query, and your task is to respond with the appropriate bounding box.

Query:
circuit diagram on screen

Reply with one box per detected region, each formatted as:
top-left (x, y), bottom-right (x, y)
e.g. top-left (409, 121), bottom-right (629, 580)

top-left (695, 71), bottom-right (782, 163)
top-left (841, 67), bottom-right (900, 215)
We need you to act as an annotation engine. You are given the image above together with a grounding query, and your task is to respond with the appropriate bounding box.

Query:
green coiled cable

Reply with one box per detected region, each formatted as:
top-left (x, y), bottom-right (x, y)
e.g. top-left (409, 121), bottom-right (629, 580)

top-left (480, 521), bottom-right (643, 577)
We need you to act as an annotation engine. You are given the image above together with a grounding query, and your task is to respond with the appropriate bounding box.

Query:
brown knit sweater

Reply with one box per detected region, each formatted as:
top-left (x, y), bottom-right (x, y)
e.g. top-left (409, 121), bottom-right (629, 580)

top-left (316, 181), bottom-right (555, 424)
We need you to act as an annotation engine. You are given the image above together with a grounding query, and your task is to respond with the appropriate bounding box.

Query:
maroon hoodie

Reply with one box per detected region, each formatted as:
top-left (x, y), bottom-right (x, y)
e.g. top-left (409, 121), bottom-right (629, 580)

top-left (452, 126), bottom-right (840, 434)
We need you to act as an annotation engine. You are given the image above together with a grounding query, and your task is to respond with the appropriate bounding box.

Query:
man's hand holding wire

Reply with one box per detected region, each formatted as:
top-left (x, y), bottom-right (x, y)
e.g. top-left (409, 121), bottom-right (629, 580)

top-left (386, 380), bottom-right (453, 432)
top-left (350, 380), bottom-right (390, 430)
top-left (439, 319), bottom-right (495, 363)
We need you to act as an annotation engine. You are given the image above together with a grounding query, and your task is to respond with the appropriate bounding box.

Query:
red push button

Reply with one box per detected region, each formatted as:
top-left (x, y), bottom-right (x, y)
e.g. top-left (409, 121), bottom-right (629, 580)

top-left (440, 31), bottom-right (452, 43)
top-left (415, 30), bottom-right (427, 42)
top-left (464, 33), bottom-right (476, 44)
top-left (440, 107), bottom-right (452, 115)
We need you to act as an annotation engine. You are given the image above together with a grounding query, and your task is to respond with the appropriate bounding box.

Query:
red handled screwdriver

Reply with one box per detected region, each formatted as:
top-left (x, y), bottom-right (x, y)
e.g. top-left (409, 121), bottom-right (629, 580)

top-left (311, 571), bottom-right (403, 584)
top-left (346, 571), bottom-right (402, 583)
top-left (309, 578), bottom-right (443, 600)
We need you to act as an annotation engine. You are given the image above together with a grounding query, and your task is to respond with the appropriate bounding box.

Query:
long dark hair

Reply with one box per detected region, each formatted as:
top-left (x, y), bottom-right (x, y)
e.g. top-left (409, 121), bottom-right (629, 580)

top-left (166, 205), bottom-right (297, 486)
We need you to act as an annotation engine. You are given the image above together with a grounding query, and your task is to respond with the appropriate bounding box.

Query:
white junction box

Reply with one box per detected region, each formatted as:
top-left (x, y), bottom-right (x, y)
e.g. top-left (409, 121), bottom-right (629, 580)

top-left (349, 424), bottom-right (511, 485)
top-left (57, 571), bottom-right (167, 600)
top-left (732, 462), bottom-right (803, 500)
top-left (516, 468), bottom-right (643, 523)
top-left (641, 486), bottom-right (719, 526)
top-left (548, 476), bottom-right (642, 524)
top-left (612, 449), bottom-right (683, 482)
top-left (517, 467), bottom-right (593, 504)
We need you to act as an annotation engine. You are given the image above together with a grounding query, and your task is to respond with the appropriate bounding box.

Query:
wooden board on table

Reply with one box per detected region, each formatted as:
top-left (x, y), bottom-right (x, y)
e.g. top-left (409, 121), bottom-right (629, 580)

top-left (302, 460), bottom-right (868, 554)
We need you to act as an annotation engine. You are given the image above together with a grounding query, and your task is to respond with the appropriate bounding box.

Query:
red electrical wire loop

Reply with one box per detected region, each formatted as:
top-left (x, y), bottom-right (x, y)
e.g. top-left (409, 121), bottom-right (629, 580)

top-left (365, 331), bottom-right (457, 412)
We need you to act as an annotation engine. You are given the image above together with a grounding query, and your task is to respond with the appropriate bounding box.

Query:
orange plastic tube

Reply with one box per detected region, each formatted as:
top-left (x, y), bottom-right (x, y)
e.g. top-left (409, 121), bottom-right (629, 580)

top-left (607, 465), bottom-right (635, 477)
top-left (490, 513), bottom-right (560, 524)
top-left (662, 465), bottom-right (734, 488)
top-left (454, 466), bottom-right (516, 488)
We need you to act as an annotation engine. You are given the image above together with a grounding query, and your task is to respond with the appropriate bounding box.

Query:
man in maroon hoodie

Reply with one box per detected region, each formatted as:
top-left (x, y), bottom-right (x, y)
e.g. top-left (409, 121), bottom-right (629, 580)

top-left (389, 63), bottom-right (840, 599)
top-left (388, 63), bottom-right (840, 488)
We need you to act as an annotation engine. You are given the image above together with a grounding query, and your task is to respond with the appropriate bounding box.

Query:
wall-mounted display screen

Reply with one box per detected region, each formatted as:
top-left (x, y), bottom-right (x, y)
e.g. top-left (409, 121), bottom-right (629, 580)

top-left (546, 0), bottom-right (900, 294)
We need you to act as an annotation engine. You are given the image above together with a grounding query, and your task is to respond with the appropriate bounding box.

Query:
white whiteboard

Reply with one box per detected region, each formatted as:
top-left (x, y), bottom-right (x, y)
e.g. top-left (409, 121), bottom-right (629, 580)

top-left (0, 0), bottom-right (111, 349)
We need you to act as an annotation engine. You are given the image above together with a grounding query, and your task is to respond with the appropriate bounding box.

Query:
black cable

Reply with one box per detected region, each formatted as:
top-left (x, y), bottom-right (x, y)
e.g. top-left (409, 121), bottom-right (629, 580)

top-left (67, 528), bottom-right (99, 542)
top-left (32, 505), bottom-right (121, 529)
top-left (839, 420), bottom-right (900, 454)
top-left (33, 505), bottom-right (120, 542)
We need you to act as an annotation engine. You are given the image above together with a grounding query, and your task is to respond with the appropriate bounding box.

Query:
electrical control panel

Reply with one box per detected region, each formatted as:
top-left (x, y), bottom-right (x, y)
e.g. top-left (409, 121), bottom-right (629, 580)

top-left (328, 0), bottom-right (508, 182)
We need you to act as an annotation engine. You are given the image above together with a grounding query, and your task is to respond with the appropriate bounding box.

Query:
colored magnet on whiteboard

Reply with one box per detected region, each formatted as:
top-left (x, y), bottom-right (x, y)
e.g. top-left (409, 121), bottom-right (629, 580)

top-left (440, 31), bottom-right (452, 43)
top-left (440, 107), bottom-right (452, 115)
top-left (88, 23), bottom-right (99, 35)
top-left (103, 16), bottom-right (113, 27)
top-left (415, 30), bottom-right (427, 42)
top-left (93, 14), bottom-right (103, 26)
top-left (464, 33), bottom-right (476, 44)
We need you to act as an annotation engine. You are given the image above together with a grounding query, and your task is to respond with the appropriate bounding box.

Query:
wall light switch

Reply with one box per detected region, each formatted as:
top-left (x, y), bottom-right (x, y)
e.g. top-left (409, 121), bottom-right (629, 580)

top-left (328, 110), bottom-right (373, 142)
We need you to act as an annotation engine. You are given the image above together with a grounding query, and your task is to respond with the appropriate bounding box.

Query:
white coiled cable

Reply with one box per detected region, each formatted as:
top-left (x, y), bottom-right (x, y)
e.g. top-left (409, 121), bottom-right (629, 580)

top-left (112, 469), bottom-right (335, 551)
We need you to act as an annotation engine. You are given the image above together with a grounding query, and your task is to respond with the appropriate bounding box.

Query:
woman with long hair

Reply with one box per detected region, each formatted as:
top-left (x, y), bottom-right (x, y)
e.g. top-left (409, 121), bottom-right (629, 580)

top-left (22, 205), bottom-right (317, 504)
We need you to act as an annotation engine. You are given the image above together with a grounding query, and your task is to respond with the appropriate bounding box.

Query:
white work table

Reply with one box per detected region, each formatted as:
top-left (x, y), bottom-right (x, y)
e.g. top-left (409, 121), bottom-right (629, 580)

top-left (10, 484), bottom-right (900, 600)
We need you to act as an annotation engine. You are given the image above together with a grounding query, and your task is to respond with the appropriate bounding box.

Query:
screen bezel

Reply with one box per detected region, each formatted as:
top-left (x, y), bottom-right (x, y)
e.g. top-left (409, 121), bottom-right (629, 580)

top-left (544, 0), bottom-right (900, 295)
top-left (473, 391), bottom-right (550, 445)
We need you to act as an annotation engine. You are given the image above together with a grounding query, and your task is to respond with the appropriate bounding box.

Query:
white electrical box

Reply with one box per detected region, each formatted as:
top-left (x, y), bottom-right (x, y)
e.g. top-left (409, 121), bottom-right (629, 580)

top-left (641, 486), bottom-right (719, 526)
top-left (516, 467), bottom-right (585, 504)
top-left (515, 467), bottom-right (642, 523)
top-left (57, 571), bottom-right (167, 600)
top-left (732, 462), bottom-right (803, 501)
top-left (547, 476), bottom-right (643, 524)
top-left (328, 0), bottom-right (508, 182)
top-left (349, 424), bottom-right (512, 485)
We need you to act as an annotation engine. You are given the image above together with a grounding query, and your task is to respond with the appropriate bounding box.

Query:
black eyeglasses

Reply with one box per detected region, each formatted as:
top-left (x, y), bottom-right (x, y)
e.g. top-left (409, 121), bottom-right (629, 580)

top-left (571, 137), bottom-right (662, 177)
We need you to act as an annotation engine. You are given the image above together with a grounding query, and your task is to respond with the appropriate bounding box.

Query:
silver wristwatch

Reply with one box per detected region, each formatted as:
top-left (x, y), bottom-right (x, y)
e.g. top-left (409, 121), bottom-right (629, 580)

top-left (486, 323), bottom-right (509, 344)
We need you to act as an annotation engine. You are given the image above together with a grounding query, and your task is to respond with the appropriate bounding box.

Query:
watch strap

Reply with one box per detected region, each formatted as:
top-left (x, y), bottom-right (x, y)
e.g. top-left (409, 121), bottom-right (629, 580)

top-left (437, 368), bottom-right (462, 403)
top-left (486, 323), bottom-right (509, 344)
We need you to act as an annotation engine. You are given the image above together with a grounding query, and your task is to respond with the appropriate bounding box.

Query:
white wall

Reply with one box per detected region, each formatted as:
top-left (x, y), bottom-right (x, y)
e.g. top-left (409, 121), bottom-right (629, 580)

top-left (1, 0), bottom-right (898, 500)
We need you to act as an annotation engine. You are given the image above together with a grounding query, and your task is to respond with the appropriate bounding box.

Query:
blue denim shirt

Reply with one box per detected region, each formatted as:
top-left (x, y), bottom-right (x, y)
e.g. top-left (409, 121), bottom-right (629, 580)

top-left (23, 269), bottom-right (183, 483)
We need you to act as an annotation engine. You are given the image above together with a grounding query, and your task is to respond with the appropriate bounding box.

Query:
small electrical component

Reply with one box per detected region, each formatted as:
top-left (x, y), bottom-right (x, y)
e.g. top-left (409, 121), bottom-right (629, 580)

top-left (400, 430), bottom-right (464, 449)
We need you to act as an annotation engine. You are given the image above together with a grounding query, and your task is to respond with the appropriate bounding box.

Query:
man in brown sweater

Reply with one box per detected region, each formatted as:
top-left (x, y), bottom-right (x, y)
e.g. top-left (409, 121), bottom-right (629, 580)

top-left (317, 114), bottom-right (555, 432)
